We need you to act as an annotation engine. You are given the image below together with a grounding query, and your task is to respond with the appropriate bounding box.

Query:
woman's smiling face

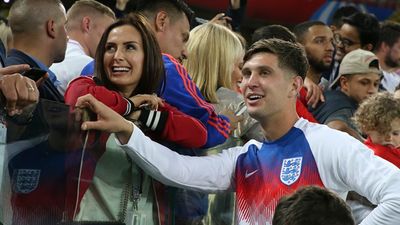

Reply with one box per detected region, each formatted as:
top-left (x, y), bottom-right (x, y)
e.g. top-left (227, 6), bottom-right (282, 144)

top-left (103, 25), bottom-right (144, 97)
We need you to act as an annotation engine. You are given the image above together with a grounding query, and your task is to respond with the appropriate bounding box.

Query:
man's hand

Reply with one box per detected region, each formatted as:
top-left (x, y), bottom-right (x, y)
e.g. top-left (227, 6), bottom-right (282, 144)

top-left (304, 77), bottom-right (325, 108)
top-left (75, 94), bottom-right (133, 144)
top-left (210, 13), bottom-right (232, 30)
top-left (0, 64), bottom-right (30, 77)
top-left (0, 64), bottom-right (39, 116)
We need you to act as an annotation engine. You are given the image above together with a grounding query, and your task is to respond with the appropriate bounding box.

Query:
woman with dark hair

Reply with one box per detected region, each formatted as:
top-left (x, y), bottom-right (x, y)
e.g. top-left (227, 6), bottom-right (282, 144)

top-left (64, 13), bottom-right (207, 224)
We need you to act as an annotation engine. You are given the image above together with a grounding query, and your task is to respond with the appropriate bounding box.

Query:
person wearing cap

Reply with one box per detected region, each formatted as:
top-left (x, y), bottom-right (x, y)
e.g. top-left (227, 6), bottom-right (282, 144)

top-left (73, 39), bottom-right (400, 225)
top-left (311, 49), bottom-right (381, 141)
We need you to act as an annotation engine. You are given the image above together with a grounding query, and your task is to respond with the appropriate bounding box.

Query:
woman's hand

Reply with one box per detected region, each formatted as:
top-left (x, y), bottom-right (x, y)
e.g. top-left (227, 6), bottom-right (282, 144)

top-left (129, 94), bottom-right (164, 110)
top-left (75, 94), bottom-right (133, 144)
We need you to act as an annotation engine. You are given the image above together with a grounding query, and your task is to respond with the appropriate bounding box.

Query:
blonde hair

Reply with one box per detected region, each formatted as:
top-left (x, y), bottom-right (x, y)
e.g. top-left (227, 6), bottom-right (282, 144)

top-left (353, 92), bottom-right (400, 135)
top-left (183, 23), bottom-right (244, 103)
top-left (0, 20), bottom-right (12, 50)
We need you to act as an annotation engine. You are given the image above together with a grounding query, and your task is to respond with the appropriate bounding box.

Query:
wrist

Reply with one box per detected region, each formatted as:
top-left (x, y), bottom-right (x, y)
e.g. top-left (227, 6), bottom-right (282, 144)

top-left (116, 120), bottom-right (133, 144)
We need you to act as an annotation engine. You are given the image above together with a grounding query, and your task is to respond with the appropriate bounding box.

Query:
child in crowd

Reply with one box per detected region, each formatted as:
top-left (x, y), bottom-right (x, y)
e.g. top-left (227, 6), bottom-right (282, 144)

top-left (353, 92), bottom-right (400, 168)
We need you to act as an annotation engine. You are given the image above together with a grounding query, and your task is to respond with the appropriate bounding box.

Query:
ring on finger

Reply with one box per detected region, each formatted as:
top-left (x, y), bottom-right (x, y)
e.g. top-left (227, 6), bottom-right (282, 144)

top-left (27, 84), bottom-right (35, 92)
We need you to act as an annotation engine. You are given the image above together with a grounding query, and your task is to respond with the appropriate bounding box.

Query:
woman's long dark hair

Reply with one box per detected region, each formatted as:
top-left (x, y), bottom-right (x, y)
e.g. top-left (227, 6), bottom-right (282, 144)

top-left (94, 13), bottom-right (165, 97)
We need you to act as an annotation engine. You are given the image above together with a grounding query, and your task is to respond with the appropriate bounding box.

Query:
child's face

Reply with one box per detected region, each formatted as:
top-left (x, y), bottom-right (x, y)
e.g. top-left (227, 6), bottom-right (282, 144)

top-left (369, 118), bottom-right (400, 149)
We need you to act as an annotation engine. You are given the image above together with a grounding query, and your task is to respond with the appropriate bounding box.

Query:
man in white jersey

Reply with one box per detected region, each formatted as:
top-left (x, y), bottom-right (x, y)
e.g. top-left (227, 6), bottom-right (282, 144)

top-left (75, 39), bottom-right (400, 225)
top-left (50, 0), bottom-right (115, 95)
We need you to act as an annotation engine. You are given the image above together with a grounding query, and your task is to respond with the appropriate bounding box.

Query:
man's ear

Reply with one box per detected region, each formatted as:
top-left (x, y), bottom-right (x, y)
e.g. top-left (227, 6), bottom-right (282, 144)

top-left (155, 11), bottom-right (169, 32)
top-left (380, 42), bottom-right (390, 53)
top-left (81, 16), bottom-right (91, 33)
top-left (339, 75), bottom-right (349, 91)
top-left (46, 19), bottom-right (56, 39)
top-left (363, 43), bottom-right (374, 51)
top-left (290, 75), bottom-right (303, 98)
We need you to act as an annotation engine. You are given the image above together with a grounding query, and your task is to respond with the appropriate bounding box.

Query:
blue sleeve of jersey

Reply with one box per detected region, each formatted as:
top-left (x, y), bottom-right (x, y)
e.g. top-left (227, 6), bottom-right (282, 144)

top-left (158, 55), bottom-right (230, 148)
top-left (80, 60), bottom-right (95, 77)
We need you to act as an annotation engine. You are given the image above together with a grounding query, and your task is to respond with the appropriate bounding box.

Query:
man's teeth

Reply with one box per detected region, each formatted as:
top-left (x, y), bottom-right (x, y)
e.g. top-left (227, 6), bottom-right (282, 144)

top-left (249, 95), bottom-right (262, 100)
top-left (112, 67), bottom-right (130, 72)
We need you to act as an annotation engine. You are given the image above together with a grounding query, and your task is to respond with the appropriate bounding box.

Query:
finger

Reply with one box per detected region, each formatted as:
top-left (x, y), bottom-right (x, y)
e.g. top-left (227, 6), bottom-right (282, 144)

top-left (81, 120), bottom-right (105, 131)
top-left (75, 94), bottom-right (97, 110)
top-left (76, 94), bottom-right (112, 119)
top-left (307, 93), bottom-right (317, 108)
top-left (1, 75), bottom-right (19, 114)
top-left (311, 100), bottom-right (317, 109)
top-left (27, 79), bottom-right (39, 103)
top-left (223, 16), bottom-right (232, 22)
top-left (81, 120), bottom-right (107, 131)
top-left (15, 77), bottom-right (30, 103)
top-left (309, 91), bottom-right (320, 108)
top-left (210, 13), bottom-right (225, 23)
top-left (217, 13), bottom-right (225, 19)
top-left (319, 92), bottom-right (325, 102)
top-left (74, 107), bottom-right (83, 123)
top-left (0, 64), bottom-right (30, 76)
top-left (157, 98), bottom-right (165, 107)
top-left (149, 97), bottom-right (157, 107)
top-left (35, 73), bottom-right (48, 87)
top-left (306, 87), bottom-right (312, 100)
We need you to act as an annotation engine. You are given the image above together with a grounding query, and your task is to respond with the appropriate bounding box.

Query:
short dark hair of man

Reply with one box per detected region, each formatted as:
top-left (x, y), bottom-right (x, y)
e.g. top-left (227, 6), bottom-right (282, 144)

top-left (244, 38), bottom-right (308, 80)
top-left (251, 24), bottom-right (297, 45)
top-left (293, 20), bottom-right (327, 44)
top-left (331, 5), bottom-right (360, 28)
top-left (342, 12), bottom-right (380, 49)
top-left (272, 186), bottom-right (355, 225)
top-left (136, 0), bottom-right (194, 25)
top-left (377, 21), bottom-right (400, 48)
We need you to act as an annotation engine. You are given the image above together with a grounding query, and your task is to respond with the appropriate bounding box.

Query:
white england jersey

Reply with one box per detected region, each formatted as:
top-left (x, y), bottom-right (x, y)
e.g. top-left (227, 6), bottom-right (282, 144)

top-left (119, 118), bottom-right (400, 225)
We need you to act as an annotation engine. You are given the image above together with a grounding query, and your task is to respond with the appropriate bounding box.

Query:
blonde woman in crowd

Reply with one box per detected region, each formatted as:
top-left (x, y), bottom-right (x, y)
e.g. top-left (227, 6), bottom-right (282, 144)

top-left (0, 19), bottom-right (12, 51)
top-left (184, 23), bottom-right (263, 144)
top-left (0, 18), bottom-right (12, 66)
top-left (183, 22), bottom-right (263, 225)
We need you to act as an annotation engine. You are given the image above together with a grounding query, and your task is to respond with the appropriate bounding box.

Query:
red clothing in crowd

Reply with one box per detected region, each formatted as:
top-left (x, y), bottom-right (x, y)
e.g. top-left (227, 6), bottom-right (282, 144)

top-left (63, 76), bottom-right (207, 219)
top-left (365, 137), bottom-right (400, 168)
top-left (297, 87), bottom-right (318, 123)
top-left (65, 76), bottom-right (207, 147)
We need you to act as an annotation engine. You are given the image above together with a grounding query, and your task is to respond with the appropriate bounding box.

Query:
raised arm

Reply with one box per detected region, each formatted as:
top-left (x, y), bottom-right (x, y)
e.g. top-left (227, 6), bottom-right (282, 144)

top-left (76, 94), bottom-right (243, 192)
top-left (65, 76), bottom-right (132, 115)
